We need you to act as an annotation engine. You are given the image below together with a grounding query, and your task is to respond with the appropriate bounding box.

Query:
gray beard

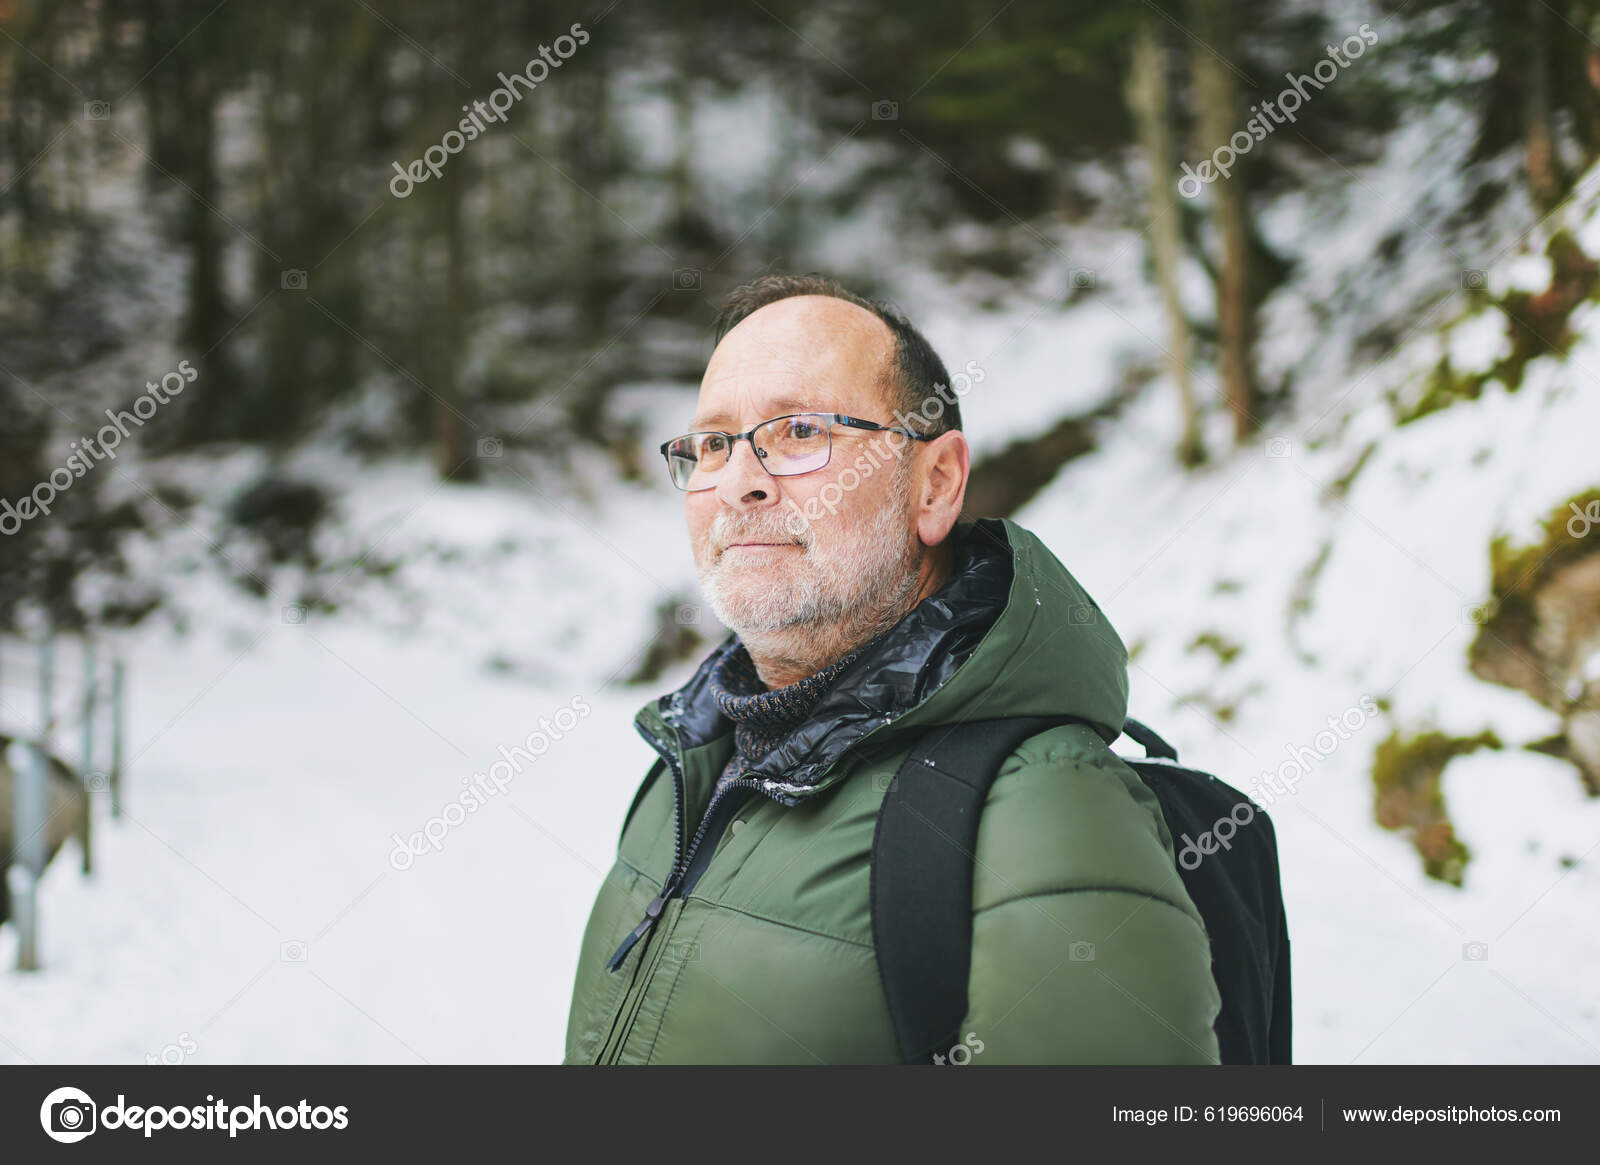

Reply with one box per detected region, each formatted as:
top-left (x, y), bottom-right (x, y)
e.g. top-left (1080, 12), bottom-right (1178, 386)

top-left (697, 471), bottom-right (925, 650)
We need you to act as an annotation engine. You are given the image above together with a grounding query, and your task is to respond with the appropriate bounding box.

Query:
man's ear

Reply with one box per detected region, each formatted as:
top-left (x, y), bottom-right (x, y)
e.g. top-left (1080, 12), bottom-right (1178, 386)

top-left (915, 429), bottom-right (970, 547)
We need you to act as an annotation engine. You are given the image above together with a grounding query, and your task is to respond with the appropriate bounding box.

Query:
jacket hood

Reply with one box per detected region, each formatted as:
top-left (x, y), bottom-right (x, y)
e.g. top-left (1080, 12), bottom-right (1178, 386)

top-left (636, 516), bottom-right (1129, 802)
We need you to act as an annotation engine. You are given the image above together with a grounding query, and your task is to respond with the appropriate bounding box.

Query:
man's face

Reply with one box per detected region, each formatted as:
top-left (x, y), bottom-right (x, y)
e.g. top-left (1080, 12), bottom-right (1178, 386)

top-left (684, 295), bottom-right (926, 638)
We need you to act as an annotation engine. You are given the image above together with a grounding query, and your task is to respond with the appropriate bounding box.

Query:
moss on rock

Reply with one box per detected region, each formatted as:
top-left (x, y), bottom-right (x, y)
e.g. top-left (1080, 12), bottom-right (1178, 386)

top-left (1370, 727), bottom-right (1501, 885)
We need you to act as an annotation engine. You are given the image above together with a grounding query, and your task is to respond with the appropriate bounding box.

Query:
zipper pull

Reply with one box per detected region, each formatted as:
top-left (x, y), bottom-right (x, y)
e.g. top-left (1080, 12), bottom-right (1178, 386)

top-left (604, 873), bottom-right (680, 972)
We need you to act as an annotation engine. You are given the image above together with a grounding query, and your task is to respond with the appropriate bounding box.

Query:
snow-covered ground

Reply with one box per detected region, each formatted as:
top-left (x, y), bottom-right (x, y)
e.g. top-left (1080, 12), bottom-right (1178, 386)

top-left (1020, 168), bottom-right (1600, 1064)
top-left (5, 112), bottom-right (1600, 1064)
top-left (0, 476), bottom-right (685, 1064)
top-left (1026, 335), bottom-right (1600, 1064)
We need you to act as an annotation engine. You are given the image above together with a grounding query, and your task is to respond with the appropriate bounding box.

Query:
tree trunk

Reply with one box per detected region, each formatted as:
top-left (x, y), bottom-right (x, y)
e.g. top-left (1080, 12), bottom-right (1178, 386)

top-left (435, 7), bottom-right (475, 481)
top-left (178, 86), bottom-right (225, 360)
top-left (434, 151), bottom-right (476, 480)
top-left (1127, 14), bottom-right (1204, 466)
top-left (1573, 3), bottom-right (1600, 162)
top-left (567, 50), bottom-right (616, 444)
top-left (1190, 0), bottom-right (1259, 442)
top-left (164, 11), bottom-right (235, 441)
top-left (1524, 0), bottom-right (1564, 212)
top-left (671, 35), bottom-right (695, 225)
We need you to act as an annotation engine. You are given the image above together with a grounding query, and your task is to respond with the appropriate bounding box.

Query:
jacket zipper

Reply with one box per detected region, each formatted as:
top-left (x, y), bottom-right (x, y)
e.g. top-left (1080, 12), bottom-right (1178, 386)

top-left (604, 721), bottom-right (684, 971)
top-left (604, 720), bottom-right (762, 972)
top-left (597, 707), bottom-right (874, 1061)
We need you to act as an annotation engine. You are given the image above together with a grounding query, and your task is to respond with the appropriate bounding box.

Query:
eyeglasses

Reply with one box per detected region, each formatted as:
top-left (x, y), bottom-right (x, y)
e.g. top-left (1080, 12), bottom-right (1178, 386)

top-left (660, 412), bottom-right (935, 492)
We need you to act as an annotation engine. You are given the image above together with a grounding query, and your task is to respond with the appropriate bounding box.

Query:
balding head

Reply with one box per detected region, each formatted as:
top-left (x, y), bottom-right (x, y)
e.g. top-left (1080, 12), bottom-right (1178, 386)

top-left (708, 273), bottom-right (962, 437)
top-left (699, 294), bottom-right (900, 429)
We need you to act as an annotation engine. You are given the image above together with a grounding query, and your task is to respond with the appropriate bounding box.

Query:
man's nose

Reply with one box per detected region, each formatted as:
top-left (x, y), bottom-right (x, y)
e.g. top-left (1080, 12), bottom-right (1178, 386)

top-left (714, 436), bottom-right (779, 510)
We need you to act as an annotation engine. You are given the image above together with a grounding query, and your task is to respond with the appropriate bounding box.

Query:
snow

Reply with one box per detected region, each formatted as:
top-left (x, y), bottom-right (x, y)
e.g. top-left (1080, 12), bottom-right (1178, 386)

top-left (1, 470), bottom-right (679, 1064)
top-left (1445, 310), bottom-right (1509, 371)
top-left (1018, 164), bottom-right (1600, 1063)
top-left (6, 91), bottom-right (1600, 1068)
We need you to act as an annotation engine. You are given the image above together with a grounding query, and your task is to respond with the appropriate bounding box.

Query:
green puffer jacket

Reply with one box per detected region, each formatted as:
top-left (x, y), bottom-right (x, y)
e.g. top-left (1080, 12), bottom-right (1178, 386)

top-left (563, 517), bottom-right (1221, 1064)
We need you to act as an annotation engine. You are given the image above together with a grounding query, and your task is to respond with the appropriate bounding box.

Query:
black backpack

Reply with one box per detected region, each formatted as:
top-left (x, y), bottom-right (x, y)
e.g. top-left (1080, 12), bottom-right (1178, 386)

top-left (870, 715), bottom-right (1291, 1064)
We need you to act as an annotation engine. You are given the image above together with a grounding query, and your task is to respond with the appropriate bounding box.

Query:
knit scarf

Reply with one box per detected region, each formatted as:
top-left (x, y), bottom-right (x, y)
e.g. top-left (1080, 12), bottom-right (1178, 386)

top-left (707, 640), bottom-right (862, 798)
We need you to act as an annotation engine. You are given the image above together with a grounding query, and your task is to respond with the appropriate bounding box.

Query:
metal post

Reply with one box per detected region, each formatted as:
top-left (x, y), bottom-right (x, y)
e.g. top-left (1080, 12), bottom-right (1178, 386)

top-left (110, 656), bottom-right (125, 818)
top-left (39, 629), bottom-right (54, 751)
top-left (9, 739), bottom-right (49, 972)
top-left (79, 636), bottom-right (96, 875)
top-left (5, 866), bottom-right (38, 972)
top-left (80, 637), bottom-right (96, 774)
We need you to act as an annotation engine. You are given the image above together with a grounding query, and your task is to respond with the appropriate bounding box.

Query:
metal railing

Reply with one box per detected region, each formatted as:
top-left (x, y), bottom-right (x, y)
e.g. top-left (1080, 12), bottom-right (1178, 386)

top-left (3, 630), bottom-right (127, 972)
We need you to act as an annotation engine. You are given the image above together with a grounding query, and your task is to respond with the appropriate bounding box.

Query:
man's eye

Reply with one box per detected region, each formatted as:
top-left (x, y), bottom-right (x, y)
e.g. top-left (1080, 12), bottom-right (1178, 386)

top-left (703, 434), bottom-right (728, 454)
top-left (790, 421), bottom-right (822, 439)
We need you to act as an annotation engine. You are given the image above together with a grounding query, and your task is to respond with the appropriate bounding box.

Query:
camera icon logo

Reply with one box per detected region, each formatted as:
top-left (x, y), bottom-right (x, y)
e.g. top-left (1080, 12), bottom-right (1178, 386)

top-left (280, 940), bottom-right (308, 963)
top-left (1265, 436), bottom-right (1293, 458)
top-left (1460, 268), bottom-right (1488, 291)
top-left (674, 603), bottom-right (700, 626)
top-left (1068, 603), bottom-right (1096, 626)
top-left (1069, 940), bottom-right (1096, 962)
top-left (1069, 268), bottom-right (1097, 290)
top-left (871, 99), bottom-right (898, 120)
top-left (477, 437), bottom-right (503, 458)
top-left (281, 603), bottom-right (306, 625)
top-left (83, 101), bottom-right (111, 121)
top-left (1462, 941), bottom-right (1488, 961)
top-left (673, 267), bottom-right (702, 291)
top-left (280, 269), bottom-right (308, 290)
top-left (40, 1086), bottom-right (97, 1143)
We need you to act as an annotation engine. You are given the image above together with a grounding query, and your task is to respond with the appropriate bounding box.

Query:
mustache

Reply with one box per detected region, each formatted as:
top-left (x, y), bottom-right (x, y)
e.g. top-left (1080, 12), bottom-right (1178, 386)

top-left (708, 514), bottom-right (808, 551)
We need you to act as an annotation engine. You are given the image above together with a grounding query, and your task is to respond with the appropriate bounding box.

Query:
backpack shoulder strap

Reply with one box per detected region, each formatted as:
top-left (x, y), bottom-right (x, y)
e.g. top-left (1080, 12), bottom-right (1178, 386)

top-left (870, 714), bottom-right (1074, 1063)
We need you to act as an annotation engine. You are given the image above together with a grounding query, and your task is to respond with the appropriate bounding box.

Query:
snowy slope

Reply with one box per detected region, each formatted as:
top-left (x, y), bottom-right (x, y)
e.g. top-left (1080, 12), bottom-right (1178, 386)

top-left (4, 140), bottom-right (1599, 1066)
top-left (1019, 170), bottom-right (1600, 1063)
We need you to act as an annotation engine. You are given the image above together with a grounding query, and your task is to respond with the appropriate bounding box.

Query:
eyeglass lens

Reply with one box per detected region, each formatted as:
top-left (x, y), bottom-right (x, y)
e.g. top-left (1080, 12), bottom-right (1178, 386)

top-left (665, 414), bottom-right (833, 489)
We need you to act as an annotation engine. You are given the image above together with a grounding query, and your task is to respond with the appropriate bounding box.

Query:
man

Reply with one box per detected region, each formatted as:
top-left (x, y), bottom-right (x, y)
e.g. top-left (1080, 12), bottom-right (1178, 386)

top-left (562, 273), bottom-right (1221, 1064)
